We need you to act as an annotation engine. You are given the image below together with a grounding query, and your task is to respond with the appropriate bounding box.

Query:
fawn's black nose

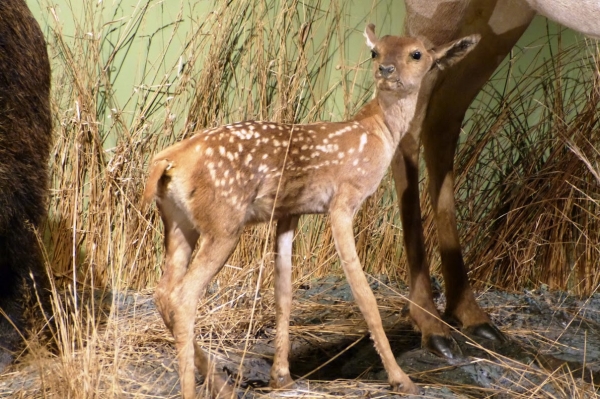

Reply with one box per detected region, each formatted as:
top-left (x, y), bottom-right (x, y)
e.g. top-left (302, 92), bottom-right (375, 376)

top-left (378, 64), bottom-right (395, 77)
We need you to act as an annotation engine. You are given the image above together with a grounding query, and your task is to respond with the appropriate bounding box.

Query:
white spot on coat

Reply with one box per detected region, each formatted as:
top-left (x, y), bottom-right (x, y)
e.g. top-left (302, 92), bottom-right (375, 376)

top-left (358, 133), bottom-right (367, 152)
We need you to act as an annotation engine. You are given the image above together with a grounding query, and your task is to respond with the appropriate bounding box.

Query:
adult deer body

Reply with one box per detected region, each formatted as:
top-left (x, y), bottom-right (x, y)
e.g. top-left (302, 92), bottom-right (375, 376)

top-left (395, 0), bottom-right (600, 359)
top-left (144, 25), bottom-right (478, 398)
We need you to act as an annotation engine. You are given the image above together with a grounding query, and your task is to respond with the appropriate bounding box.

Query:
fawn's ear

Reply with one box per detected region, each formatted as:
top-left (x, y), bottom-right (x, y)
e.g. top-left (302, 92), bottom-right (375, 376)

top-left (364, 23), bottom-right (377, 49)
top-left (429, 34), bottom-right (480, 71)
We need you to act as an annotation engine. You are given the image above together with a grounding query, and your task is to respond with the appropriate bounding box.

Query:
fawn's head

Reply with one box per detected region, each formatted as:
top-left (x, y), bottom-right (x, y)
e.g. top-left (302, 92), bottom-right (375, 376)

top-left (364, 24), bottom-right (480, 96)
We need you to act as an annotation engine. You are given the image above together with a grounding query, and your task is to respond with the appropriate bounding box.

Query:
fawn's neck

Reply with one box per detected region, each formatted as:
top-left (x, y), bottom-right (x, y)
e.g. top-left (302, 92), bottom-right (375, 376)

top-left (353, 90), bottom-right (419, 147)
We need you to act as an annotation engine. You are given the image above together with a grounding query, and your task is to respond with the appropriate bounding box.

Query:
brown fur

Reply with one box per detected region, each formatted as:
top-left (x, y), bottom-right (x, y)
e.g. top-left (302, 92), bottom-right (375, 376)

top-left (0, 0), bottom-right (52, 369)
top-left (144, 24), bottom-right (478, 398)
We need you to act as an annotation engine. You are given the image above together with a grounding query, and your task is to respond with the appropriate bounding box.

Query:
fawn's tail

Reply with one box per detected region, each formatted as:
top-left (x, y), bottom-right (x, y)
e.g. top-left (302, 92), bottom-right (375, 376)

top-left (142, 158), bottom-right (173, 209)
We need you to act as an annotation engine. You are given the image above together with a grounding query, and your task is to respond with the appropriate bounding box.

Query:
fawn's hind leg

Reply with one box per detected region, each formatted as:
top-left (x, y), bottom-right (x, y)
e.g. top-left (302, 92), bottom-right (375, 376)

top-left (177, 233), bottom-right (240, 399)
top-left (156, 220), bottom-right (240, 399)
top-left (153, 211), bottom-right (198, 331)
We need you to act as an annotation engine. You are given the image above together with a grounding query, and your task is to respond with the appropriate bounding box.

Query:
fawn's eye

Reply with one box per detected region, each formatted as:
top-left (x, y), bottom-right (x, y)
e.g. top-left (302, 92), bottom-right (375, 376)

top-left (411, 51), bottom-right (422, 60)
top-left (371, 50), bottom-right (378, 59)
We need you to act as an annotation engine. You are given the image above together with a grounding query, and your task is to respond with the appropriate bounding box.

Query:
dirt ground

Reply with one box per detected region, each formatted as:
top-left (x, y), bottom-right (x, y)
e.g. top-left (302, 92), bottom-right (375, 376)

top-left (1, 276), bottom-right (599, 398)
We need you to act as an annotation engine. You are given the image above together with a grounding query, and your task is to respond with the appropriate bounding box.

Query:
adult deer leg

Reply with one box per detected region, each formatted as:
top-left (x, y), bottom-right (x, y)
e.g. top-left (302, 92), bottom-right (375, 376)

top-left (330, 193), bottom-right (419, 394)
top-left (392, 131), bottom-right (457, 358)
top-left (421, 110), bottom-right (500, 340)
top-left (421, 32), bottom-right (536, 343)
top-left (270, 216), bottom-right (299, 389)
top-left (401, 0), bottom-right (535, 357)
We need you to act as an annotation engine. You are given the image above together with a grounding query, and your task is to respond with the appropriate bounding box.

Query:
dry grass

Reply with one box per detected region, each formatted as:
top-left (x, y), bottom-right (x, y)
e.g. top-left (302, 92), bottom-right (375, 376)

top-left (40, 0), bottom-right (383, 293)
top-left (3, 0), bottom-right (599, 397)
top-left (3, 280), bottom-right (599, 398)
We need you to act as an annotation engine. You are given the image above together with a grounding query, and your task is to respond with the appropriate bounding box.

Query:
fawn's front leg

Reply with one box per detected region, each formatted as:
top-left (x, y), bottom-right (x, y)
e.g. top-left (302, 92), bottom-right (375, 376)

top-left (329, 197), bottom-right (419, 395)
top-left (270, 216), bottom-right (299, 389)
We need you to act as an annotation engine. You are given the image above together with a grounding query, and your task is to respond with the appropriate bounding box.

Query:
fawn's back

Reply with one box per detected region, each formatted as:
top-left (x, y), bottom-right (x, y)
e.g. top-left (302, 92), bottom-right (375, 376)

top-left (149, 104), bottom-right (393, 227)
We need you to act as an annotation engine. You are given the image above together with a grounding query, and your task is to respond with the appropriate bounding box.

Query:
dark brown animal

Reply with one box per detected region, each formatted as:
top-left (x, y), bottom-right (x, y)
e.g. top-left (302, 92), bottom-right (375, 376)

top-left (393, 0), bottom-right (600, 360)
top-left (144, 24), bottom-right (478, 398)
top-left (0, 0), bottom-right (52, 369)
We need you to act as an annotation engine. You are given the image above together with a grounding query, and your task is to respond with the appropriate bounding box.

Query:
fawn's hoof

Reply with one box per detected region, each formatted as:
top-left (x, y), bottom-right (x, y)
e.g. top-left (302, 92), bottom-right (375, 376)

top-left (425, 334), bottom-right (464, 362)
top-left (209, 373), bottom-right (235, 399)
top-left (391, 378), bottom-right (421, 395)
top-left (268, 373), bottom-right (295, 390)
top-left (465, 322), bottom-right (507, 342)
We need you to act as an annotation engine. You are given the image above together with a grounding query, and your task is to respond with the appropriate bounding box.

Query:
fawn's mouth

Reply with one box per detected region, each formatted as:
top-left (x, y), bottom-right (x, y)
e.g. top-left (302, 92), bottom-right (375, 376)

top-left (377, 78), bottom-right (403, 91)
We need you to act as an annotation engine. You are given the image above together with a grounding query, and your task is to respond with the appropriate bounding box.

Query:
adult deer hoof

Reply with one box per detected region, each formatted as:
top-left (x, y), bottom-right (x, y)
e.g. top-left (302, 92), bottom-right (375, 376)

top-left (425, 334), bottom-right (464, 362)
top-left (465, 322), bottom-right (507, 342)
